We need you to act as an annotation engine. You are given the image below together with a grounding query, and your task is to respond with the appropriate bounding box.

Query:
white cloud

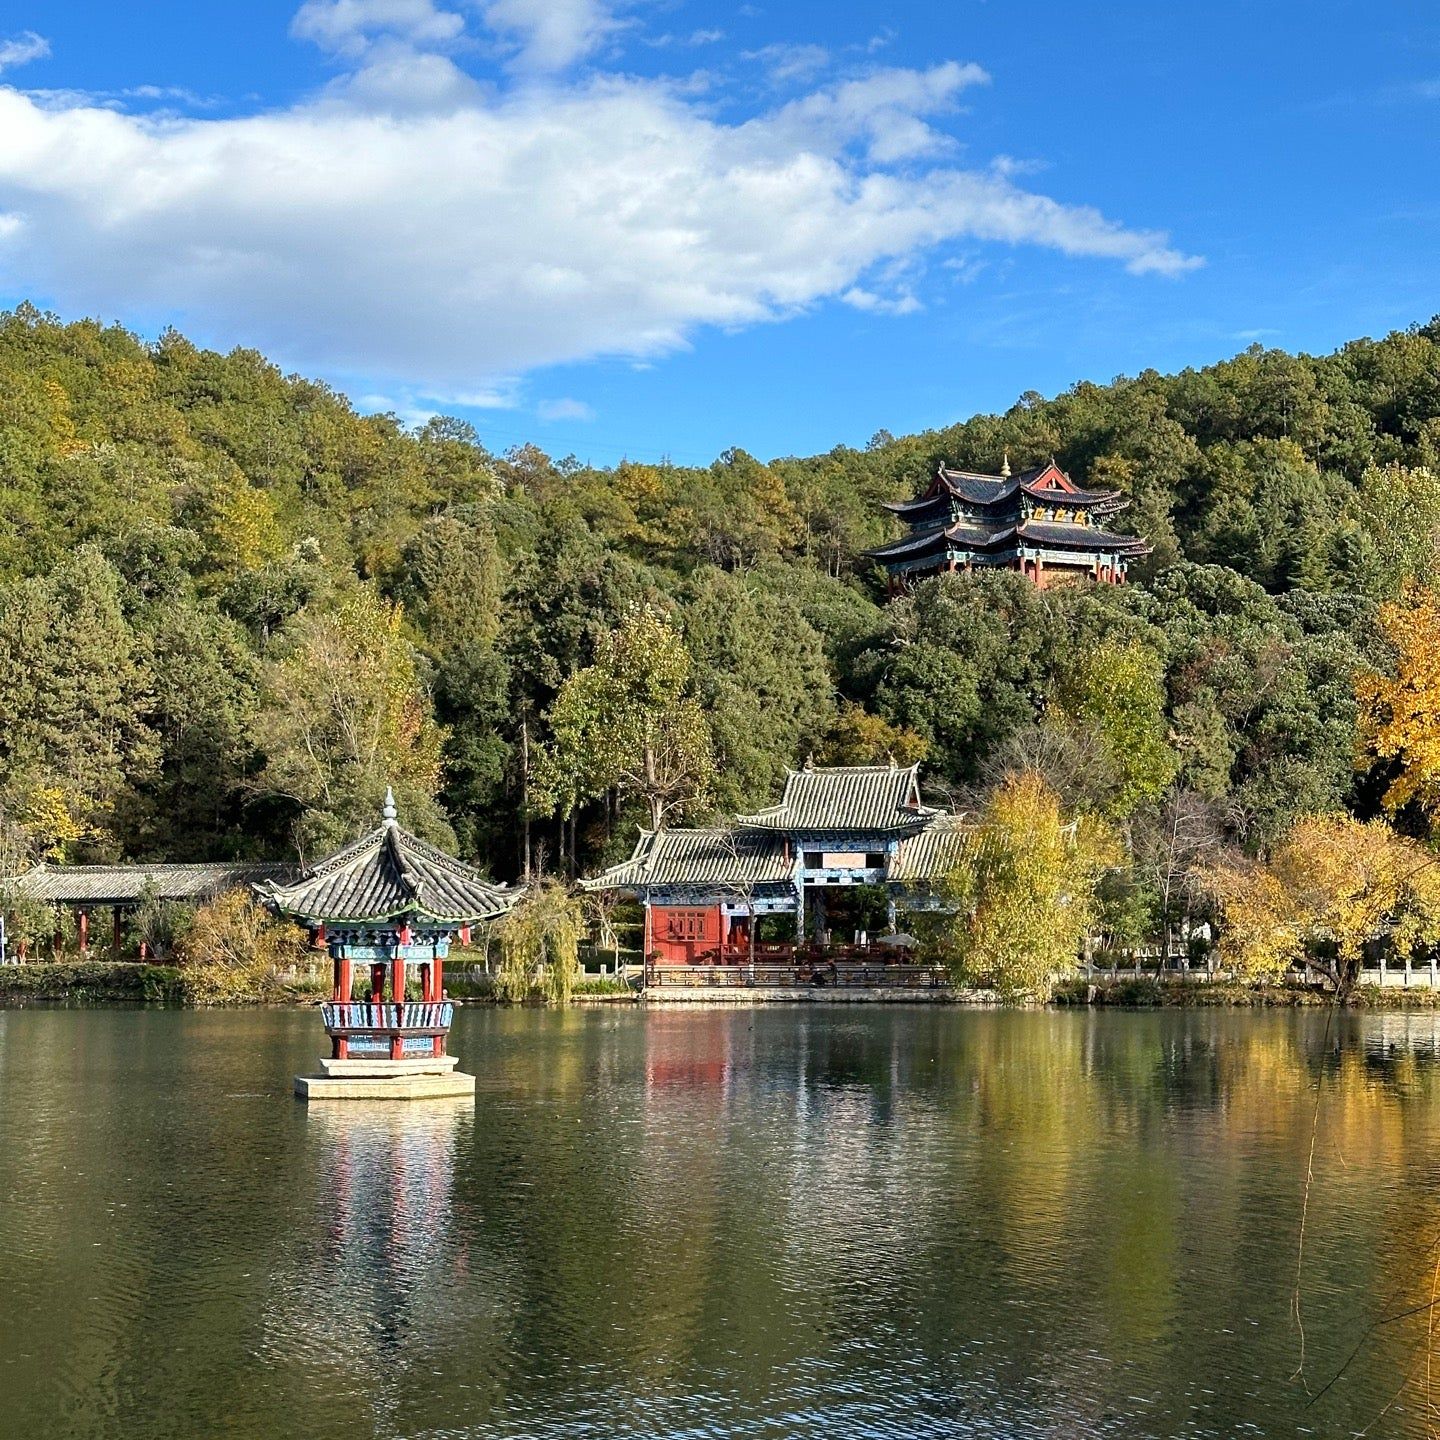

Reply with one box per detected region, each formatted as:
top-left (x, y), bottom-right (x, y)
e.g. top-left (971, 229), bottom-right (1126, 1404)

top-left (482, 0), bottom-right (623, 74)
top-left (0, 12), bottom-right (1200, 398)
top-left (841, 286), bottom-right (920, 316)
top-left (292, 0), bottom-right (464, 57)
top-left (0, 31), bottom-right (49, 73)
top-left (744, 42), bottom-right (831, 84)
top-left (537, 397), bottom-right (596, 421)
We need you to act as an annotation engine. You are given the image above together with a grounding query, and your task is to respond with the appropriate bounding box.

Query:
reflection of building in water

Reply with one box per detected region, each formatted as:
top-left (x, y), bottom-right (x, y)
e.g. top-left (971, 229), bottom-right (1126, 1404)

top-left (644, 1010), bottom-right (736, 1092)
top-left (260, 1099), bottom-right (501, 1398)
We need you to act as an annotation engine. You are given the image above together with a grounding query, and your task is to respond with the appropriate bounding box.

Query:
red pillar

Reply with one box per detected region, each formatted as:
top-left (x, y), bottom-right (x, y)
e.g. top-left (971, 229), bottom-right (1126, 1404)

top-left (77, 909), bottom-right (89, 956)
top-left (390, 954), bottom-right (407, 1059)
top-left (370, 964), bottom-right (384, 1004)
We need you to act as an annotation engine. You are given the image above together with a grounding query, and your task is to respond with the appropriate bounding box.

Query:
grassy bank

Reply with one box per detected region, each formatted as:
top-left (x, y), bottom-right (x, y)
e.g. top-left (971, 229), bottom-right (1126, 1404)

top-left (1053, 977), bottom-right (1440, 1008)
top-left (0, 961), bottom-right (185, 1004)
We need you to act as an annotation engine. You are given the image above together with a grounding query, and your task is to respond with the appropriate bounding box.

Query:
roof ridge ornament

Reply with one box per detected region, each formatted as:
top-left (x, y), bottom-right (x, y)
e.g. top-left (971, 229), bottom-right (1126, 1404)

top-left (1000, 449), bottom-right (1011, 479)
top-left (382, 786), bottom-right (398, 827)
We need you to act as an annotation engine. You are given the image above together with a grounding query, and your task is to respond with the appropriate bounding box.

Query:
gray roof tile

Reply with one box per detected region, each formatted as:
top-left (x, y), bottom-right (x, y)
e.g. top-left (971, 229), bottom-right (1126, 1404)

top-left (10, 862), bottom-right (295, 906)
top-left (737, 765), bottom-right (938, 833)
top-left (582, 828), bottom-right (790, 891)
top-left (261, 822), bottom-right (516, 924)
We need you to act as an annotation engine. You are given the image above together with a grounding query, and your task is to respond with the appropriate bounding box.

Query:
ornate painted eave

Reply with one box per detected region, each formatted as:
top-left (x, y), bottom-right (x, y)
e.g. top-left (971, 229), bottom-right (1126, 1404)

top-left (260, 790), bottom-right (517, 926)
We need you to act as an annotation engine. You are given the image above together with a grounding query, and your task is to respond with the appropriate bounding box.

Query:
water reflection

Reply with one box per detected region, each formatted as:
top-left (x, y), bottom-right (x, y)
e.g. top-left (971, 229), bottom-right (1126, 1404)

top-left (4, 1006), bottom-right (1440, 1437)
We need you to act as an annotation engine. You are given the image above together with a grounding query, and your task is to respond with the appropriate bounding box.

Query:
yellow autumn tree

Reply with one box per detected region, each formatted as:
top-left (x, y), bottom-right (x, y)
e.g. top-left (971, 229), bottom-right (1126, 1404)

top-left (937, 770), bottom-right (1121, 999)
top-left (256, 585), bottom-right (448, 852)
top-left (1203, 814), bottom-right (1440, 995)
top-left (1357, 586), bottom-right (1440, 825)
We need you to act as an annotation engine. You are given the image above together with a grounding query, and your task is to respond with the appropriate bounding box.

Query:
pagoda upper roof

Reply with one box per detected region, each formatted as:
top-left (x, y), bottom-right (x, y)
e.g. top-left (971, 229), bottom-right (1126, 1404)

top-left (736, 764), bottom-right (938, 834)
top-left (259, 791), bottom-right (516, 926)
top-left (580, 828), bottom-right (791, 892)
top-left (881, 460), bottom-right (1124, 518)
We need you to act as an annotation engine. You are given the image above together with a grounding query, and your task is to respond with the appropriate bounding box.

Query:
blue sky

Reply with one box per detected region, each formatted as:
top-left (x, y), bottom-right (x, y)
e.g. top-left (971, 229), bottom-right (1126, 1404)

top-left (0, 1), bottom-right (1436, 465)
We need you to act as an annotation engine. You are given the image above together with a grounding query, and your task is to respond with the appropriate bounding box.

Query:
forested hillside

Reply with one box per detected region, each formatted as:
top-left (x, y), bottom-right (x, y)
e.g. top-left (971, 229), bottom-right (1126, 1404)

top-left (2, 301), bottom-right (1439, 910)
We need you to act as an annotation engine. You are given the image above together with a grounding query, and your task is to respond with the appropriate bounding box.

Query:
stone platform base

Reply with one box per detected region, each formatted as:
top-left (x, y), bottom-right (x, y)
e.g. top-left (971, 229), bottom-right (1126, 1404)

top-left (319, 1055), bottom-right (459, 1077)
top-left (295, 1069), bottom-right (476, 1101)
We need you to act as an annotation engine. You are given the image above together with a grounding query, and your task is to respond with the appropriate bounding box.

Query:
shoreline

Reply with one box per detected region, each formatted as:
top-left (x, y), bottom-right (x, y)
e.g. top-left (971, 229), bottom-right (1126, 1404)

top-left (3, 962), bottom-right (1438, 1011)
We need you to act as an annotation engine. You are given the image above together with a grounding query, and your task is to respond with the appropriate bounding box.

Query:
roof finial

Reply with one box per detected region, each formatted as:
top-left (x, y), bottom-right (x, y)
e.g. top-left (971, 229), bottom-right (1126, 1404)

top-left (803, 753), bottom-right (814, 772)
top-left (1000, 449), bottom-right (1011, 479)
top-left (382, 786), bottom-right (398, 826)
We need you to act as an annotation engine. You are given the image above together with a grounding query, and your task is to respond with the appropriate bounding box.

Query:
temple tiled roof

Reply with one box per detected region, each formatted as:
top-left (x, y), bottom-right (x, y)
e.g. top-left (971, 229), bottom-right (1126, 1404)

top-left (581, 828), bottom-right (791, 891)
top-left (737, 765), bottom-right (938, 834)
top-left (879, 462), bottom-right (1124, 521)
top-left (1012, 520), bottom-right (1150, 553)
top-left (889, 815), bottom-right (971, 882)
top-left (10, 861), bottom-right (296, 907)
top-left (260, 792), bottom-right (515, 925)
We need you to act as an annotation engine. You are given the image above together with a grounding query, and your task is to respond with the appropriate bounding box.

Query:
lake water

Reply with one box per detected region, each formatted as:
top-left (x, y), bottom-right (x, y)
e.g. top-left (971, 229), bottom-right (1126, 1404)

top-left (2, 1004), bottom-right (1439, 1439)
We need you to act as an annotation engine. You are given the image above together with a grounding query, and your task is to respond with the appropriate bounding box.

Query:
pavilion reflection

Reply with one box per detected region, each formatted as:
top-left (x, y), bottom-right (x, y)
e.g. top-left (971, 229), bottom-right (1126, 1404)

top-left (261, 1098), bottom-right (487, 1387)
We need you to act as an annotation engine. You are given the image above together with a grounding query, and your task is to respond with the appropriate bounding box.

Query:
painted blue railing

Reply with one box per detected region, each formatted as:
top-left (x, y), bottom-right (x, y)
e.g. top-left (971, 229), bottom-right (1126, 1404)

top-left (320, 1002), bottom-right (453, 1057)
top-left (321, 1002), bottom-right (453, 1032)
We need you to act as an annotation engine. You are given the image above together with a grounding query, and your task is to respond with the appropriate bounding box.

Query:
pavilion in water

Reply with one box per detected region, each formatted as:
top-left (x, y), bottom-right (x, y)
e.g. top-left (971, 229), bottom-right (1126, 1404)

top-left (866, 457), bottom-right (1150, 592)
top-left (583, 762), bottom-right (969, 988)
top-left (261, 789), bottom-right (518, 1100)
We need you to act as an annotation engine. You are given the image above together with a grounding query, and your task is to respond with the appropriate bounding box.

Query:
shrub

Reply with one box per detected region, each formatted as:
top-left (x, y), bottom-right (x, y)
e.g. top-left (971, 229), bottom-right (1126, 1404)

top-left (175, 889), bottom-right (306, 1004)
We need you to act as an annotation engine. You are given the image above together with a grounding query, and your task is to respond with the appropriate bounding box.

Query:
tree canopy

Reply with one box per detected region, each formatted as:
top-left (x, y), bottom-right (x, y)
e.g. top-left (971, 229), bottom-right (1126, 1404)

top-left (1, 300), bottom-right (1439, 971)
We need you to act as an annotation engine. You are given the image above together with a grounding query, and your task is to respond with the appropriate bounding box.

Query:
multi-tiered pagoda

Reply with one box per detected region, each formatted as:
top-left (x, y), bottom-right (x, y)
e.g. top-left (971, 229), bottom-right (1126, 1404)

top-left (866, 457), bottom-right (1149, 591)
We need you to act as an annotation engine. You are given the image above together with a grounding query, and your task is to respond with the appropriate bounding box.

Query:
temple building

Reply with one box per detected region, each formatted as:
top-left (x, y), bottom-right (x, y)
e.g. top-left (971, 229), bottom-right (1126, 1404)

top-left (866, 457), bottom-right (1150, 591)
top-left (261, 789), bottom-right (518, 1099)
top-left (582, 763), bottom-right (969, 979)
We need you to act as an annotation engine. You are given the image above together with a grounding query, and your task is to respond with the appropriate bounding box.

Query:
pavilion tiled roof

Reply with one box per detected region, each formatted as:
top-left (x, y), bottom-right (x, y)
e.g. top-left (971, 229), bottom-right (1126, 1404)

top-left (260, 792), bottom-right (516, 925)
top-left (736, 764), bottom-right (938, 834)
top-left (9, 861), bottom-right (296, 907)
top-left (581, 828), bottom-right (791, 891)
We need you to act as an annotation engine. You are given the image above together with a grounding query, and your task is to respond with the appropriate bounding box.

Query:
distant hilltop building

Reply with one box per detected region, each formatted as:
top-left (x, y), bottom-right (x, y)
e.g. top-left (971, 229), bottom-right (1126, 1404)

top-left (866, 456), bottom-right (1150, 593)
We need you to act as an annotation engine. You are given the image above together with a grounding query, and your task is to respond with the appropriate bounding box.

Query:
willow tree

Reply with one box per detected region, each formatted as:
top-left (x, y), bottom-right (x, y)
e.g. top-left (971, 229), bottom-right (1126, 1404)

top-left (493, 881), bottom-right (582, 1006)
top-left (536, 605), bottom-right (714, 832)
top-left (937, 770), bottom-right (1120, 999)
top-left (1203, 814), bottom-right (1440, 996)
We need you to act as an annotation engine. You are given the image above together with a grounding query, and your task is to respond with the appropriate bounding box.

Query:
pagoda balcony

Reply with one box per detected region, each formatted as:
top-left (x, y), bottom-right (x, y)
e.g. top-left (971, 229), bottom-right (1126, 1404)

top-left (320, 1001), bottom-right (454, 1059)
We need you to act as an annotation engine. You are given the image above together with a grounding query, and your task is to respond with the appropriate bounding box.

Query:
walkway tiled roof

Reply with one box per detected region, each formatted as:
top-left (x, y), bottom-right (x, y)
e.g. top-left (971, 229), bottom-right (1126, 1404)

top-left (889, 815), bottom-right (971, 882)
top-left (737, 765), bottom-right (938, 834)
top-left (10, 861), bottom-right (295, 907)
top-left (581, 828), bottom-right (791, 891)
top-left (260, 792), bottom-right (516, 925)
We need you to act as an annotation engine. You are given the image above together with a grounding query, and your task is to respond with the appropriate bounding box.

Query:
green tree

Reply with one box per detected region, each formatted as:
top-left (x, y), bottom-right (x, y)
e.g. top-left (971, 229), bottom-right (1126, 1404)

top-left (0, 549), bottom-right (157, 857)
top-left (536, 605), bottom-right (714, 831)
top-left (1055, 639), bottom-right (1176, 817)
top-left (492, 880), bottom-right (582, 1005)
